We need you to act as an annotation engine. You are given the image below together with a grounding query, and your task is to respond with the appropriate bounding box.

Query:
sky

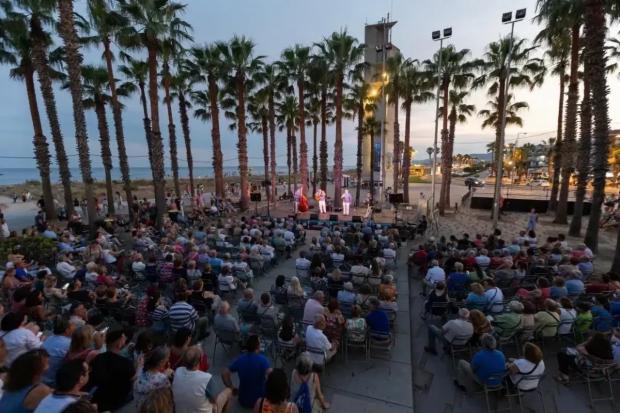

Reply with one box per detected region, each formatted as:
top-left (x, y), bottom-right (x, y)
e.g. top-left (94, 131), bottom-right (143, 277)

top-left (0, 0), bottom-right (619, 170)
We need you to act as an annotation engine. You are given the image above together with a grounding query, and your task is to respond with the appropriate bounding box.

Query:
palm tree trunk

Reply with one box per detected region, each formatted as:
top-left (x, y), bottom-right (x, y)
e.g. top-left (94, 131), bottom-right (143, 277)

top-left (402, 101), bottom-right (412, 204)
top-left (58, 0), bottom-right (96, 230)
top-left (445, 109), bottom-right (457, 208)
top-left (393, 87), bottom-right (400, 193)
top-left (94, 98), bottom-right (115, 215)
top-left (268, 92), bottom-right (277, 201)
top-left (549, 74), bottom-right (565, 211)
top-left (333, 74), bottom-right (344, 208)
top-left (261, 115), bottom-right (269, 200)
top-left (320, 89), bottom-right (328, 191)
top-left (178, 93), bottom-right (194, 203)
top-left (235, 73), bottom-right (250, 210)
top-left (292, 134), bottom-right (298, 192)
top-left (25, 67), bottom-right (56, 220)
top-left (369, 129), bottom-right (375, 205)
top-left (138, 82), bottom-right (155, 177)
top-left (163, 75), bottom-right (181, 199)
top-left (555, 24), bottom-right (580, 224)
top-left (103, 37), bottom-right (133, 218)
top-left (208, 76), bottom-right (225, 198)
top-left (438, 81), bottom-right (450, 215)
top-left (492, 76), bottom-right (507, 221)
top-left (312, 120), bottom-right (318, 197)
top-left (569, 75), bottom-right (591, 236)
top-left (583, 0), bottom-right (609, 253)
top-left (147, 42), bottom-right (167, 227)
top-left (355, 98), bottom-right (364, 207)
top-left (287, 128), bottom-right (292, 195)
top-left (298, 79), bottom-right (308, 193)
top-left (30, 16), bottom-right (74, 216)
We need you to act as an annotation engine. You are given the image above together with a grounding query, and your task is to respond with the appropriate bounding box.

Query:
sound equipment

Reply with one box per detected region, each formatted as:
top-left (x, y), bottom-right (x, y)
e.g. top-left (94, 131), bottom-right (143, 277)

top-left (352, 215), bottom-right (362, 223)
top-left (250, 193), bottom-right (261, 202)
top-left (310, 213), bottom-right (319, 220)
top-left (389, 193), bottom-right (404, 204)
top-left (329, 214), bottom-right (338, 222)
top-left (262, 180), bottom-right (272, 187)
top-left (373, 207), bottom-right (382, 213)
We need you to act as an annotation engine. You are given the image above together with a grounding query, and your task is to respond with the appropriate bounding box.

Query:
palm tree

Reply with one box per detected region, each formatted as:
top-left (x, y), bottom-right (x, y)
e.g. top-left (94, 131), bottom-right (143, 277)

top-left (440, 89), bottom-right (475, 207)
top-left (535, 28), bottom-right (570, 211)
top-left (13, 0), bottom-right (74, 215)
top-left (384, 52), bottom-right (406, 192)
top-left (308, 55), bottom-right (332, 191)
top-left (218, 36), bottom-right (264, 210)
top-left (280, 45), bottom-right (311, 194)
top-left (399, 62), bottom-right (433, 203)
top-left (77, 65), bottom-right (115, 215)
top-left (425, 45), bottom-right (477, 215)
top-left (119, 0), bottom-right (190, 226)
top-left (57, 0), bottom-right (97, 229)
top-left (583, 0), bottom-right (610, 254)
top-left (248, 90), bottom-right (270, 199)
top-left (161, 40), bottom-right (181, 199)
top-left (362, 117), bottom-right (382, 205)
top-left (190, 45), bottom-right (225, 198)
top-left (479, 94), bottom-right (528, 128)
top-left (306, 80), bottom-right (321, 197)
top-left (535, 0), bottom-right (583, 224)
top-left (0, 13), bottom-right (56, 219)
top-left (278, 95), bottom-right (299, 196)
top-left (86, 0), bottom-right (134, 216)
top-left (316, 30), bottom-right (364, 208)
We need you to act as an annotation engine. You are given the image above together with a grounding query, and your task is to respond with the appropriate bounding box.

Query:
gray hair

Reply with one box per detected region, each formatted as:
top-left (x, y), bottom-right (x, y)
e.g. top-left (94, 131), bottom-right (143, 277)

top-left (458, 308), bottom-right (470, 319)
top-left (181, 345), bottom-right (203, 369)
top-left (480, 333), bottom-right (497, 350)
top-left (454, 262), bottom-right (463, 271)
top-left (296, 352), bottom-right (314, 375)
top-left (431, 259), bottom-right (439, 267)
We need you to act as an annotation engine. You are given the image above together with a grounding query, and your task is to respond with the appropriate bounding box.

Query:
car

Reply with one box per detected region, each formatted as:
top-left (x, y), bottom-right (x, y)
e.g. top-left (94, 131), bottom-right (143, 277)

top-left (464, 177), bottom-right (484, 187)
top-left (530, 179), bottom-right (550, 187)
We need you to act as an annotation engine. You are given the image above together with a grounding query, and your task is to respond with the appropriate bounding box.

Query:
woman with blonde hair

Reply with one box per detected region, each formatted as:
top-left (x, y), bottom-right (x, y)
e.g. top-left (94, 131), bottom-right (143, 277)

top-left (65, 325), bottom-right (103, 364)
top-left (138, 388), bottom-right (173, 413)
top-left (287, 277), bottom-right (305, 299)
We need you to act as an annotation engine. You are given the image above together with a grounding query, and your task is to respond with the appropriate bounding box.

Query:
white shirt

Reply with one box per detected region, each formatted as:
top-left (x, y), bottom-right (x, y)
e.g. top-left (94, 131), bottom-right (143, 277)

top-left (56, 261), bottom-right (77, 279)
top-left (425, 266), bottom-right (446, 285)
top-left (34, 394), bottom-right (79, 413)
top-left (305, 325), bottom-right (332, 365)
top-left (173, 367), bottom-right (216, 413)
top-left (295, 258), bottom-right (311, 270)
top-left (132, 261), bottom-right (146, 274)
top-left (559, 308), bottom-right (576, 334)
top-left (484, 287), bottom-right (504, 313)
top-left (509, 359), bottom-right (545, 390)
top-left (0, 222), bottom-right (9, 238)
top-left (475, 255), bottom-right (491, 268)
top-left (2, 327), bottom-right (42, 366)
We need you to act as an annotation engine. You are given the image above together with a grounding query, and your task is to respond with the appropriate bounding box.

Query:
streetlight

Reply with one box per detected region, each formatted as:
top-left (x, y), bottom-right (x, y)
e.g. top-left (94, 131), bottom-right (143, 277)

top-left (491, 8), bottom-right (526, 230)
top-left (430, 26), bottom-right (452, 222)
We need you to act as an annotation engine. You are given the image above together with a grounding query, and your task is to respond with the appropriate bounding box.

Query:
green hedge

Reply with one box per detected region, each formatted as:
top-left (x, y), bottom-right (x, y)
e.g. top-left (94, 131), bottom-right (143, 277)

top-left (0, 237), bottom-right (58, 266)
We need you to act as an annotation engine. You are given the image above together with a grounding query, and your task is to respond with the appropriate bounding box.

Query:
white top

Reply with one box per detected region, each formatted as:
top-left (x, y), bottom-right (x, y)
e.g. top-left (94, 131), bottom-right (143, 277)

top-left (559, 308), bottom-right (576, 334)
top-left (295, 258), bottom-right (311, 270)
top-left (132, 261), bottom-right (146, 274)
top-left (172, 367), bottom-right (215, 413)
top-left (2, 327), bottom-right (42, 366)
top-left (425, 266), bottom-right (446, 285)
top-left (305, 325), bottom-right (332, 365)
top-left (34, 394), bottom-right (79, 413)
top-left (509, 359), bottom-right (545, 390)
top-left (56, 261), bottom-right (77, 279)
top-left (475, 255), bottom-right (491, 268)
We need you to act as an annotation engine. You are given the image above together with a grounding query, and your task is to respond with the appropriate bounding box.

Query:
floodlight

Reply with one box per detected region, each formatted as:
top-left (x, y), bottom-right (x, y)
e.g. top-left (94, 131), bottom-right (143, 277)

top-left (443, 27), bottom-right (452, 37)
top-left (432, 30), bottom-right (440, 40)
top-left (502, 12), bottom-right (512, 23)
top-left (515, 9), bottom-right (526, 20)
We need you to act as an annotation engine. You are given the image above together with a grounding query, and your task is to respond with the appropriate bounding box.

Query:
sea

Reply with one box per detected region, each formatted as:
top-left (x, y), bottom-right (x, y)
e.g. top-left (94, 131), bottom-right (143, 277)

top-left (0, 165), bottom-right (353, 186)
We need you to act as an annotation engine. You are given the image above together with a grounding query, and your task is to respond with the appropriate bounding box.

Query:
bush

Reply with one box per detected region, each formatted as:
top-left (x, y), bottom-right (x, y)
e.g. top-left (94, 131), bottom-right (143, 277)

top-left (0, 237), bottom-right (57, 266)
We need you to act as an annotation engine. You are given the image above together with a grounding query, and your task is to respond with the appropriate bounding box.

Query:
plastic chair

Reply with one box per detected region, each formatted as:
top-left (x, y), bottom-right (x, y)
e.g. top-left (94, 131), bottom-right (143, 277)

top-left (368, 330), bottom-right (393, 359)
top-left (344, 327), bottom-right (369, 362)
top-left (578, 356), bottom-right (617, 406)
top-left (448, 334), bottom-right (472, 371)
top-left (505, 374), bottom-right (546, 413)
top-left (482, 373), bottom-right (510, 413)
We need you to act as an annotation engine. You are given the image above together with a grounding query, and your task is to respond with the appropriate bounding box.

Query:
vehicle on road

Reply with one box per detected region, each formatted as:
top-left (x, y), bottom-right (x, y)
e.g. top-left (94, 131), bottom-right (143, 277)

top-left (464, 177), bottom-right (484, 187)
top-left (529, 179), bottom-right (550, 187)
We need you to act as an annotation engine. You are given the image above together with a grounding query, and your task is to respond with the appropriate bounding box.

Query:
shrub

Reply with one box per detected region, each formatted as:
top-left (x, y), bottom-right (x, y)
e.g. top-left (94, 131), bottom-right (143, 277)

top-left (0, 237), bottom-right (57, 266)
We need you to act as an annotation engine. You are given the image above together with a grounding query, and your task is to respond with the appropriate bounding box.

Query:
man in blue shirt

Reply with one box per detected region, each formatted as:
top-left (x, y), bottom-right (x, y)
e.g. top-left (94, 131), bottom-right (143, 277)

top-left (454, 334), bottom-right (506, 392)
top-left (42, 316), bottom-right (74, 386)
top-left (222, 335), bottom-right (272, 409)
top-left (566, 273), bottom-right (585, 296)
top-left (366, 298), bottom-right (390, 335)
top-left (447, 262), bottom-right (469, 297)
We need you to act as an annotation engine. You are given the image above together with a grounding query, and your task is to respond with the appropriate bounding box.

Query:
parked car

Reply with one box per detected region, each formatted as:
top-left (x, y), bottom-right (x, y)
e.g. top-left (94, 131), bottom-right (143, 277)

top-left (464, 177), bottom-right (484, 187)
top-left (529, 179), bottom-right (550, 187)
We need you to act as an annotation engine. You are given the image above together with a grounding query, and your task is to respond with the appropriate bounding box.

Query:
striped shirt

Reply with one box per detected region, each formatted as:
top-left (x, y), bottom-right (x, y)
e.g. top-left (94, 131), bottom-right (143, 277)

top-left (168, 301), bottom-right (199, 332)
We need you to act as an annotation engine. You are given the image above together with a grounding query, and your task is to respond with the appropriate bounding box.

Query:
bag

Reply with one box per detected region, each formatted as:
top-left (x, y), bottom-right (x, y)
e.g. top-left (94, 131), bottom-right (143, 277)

top-left (294, 380), bottom-right (313, 413)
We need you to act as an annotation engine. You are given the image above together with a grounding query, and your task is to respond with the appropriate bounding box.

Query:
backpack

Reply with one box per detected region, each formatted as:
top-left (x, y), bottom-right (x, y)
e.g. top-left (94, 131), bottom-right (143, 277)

top-left (293, 379), bottom-right (313, 413)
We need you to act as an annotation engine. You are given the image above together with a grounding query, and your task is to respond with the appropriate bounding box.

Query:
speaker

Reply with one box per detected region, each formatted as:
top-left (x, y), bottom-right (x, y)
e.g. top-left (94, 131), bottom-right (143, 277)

top-left (250, 192), bottom-right (261, 202)
top-left (329, 214), bottom-right (338, 222)
top-left (389, 193), bottom-right (404, 204)
top-left (352, 215), bottom-right (362, 223)
top-left (310, 213), bottom-right (319, 220)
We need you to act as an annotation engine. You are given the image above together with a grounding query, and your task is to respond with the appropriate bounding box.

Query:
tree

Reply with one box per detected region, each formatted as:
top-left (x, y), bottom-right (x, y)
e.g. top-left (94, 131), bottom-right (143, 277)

top-left (425, 45), bottom-right (477, 215)
top-left (78, 65), bottom-right (114, 215)
top-left (308, 55), bottom-right (332, 191)
top-left (57, 0), bottom-right (96, 230)
top-left (280, 45), bottom-right (311, 194)
top-left (86, 0), bottom-right (134, 216)
top-left (440, 89), bottom-right (475, 207)
top-left (190, 45), bottom-right (225, 198)
top-left (479, 94), bottom-right (528, 129)
top-left (316, 30), bottom-right (364, 208)
top-left (13, 0), bottom-right (74, 215)
top-left (171, 61), bottom-right (195, 202)
top-left (361, 117), bottom-right (381, 205)
top-left (384, 51), bottom-right (406, 192)
top-left (306, 78), bottom-right (321, 197)
top-left (218, 35), bottom-right (264, 210)
top-left (0, 13), bottom-right (56, 219)
top-left (248, 90), bottom-right (270, 200)
top-left (399, 62), bottom-right (433, 203)
top-left (119, 0), bottom-right (190, 227)
top-left (277, 95), bottom-right (298, 196)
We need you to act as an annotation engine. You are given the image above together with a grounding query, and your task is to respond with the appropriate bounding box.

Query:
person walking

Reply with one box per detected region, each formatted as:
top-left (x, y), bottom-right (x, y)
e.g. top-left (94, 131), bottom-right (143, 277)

top-left (527, 208), bottom-right (538, 232)
top-left (341, 189), bottom-right (352, 216)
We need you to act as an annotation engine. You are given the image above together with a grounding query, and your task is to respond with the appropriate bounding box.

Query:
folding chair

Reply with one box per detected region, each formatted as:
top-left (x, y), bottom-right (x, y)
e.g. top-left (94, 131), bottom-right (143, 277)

top-left (505, 374), bottom-right (547, 413)
top-left (344, 327), bottom-right (369, 362)
top-left (212, 327), bottom-right (240, 360)
top-left (368, 330), bottom-right (393, 359)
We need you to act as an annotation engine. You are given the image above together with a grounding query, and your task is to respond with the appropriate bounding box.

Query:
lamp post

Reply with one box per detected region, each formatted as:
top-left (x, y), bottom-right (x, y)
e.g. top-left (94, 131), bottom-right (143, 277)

top-left (430, 27), bottom-right (452, 223)
top-left (492, 8), bottom-right (526, 230)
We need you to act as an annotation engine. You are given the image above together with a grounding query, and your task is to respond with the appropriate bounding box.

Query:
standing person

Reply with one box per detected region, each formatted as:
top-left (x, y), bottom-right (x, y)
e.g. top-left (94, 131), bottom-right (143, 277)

top-left (527, 208), bottom-right (538, 232)
top-left (315, 188), bottom-right (327, 214)
top-left (33, 360), bottom-right (89, 413)
top-left (221, 335), bottom-right (272, 409)
top-left (294, 188), bottom-right (302, 213)
top-left (290, 353), bottom-right (330, 412)
top-left (341, 189), bottom-right (352, 216)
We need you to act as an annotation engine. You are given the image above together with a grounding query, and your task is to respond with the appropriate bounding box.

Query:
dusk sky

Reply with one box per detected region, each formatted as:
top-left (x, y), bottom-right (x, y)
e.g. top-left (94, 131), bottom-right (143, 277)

top-left (1, 0), bottom-right (619, 170)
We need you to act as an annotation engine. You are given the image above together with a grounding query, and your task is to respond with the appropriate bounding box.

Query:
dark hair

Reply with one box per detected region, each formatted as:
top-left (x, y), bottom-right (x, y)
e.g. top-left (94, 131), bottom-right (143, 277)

top-left (61, 399), bottom-right (98, 413)
top-left (135, 330), bottom-right (155, 354)
top-left (264, 368), bottom-right (289, 404)
top-left (52, 316), bottom-right (71, 335)
top-left (585, 332), bottom-right (613, 360)
top-left (4, 349), bottom-right (49, 391)
top-left (0, 312), bottom-right (25, 331)
top-left (12, 286), bottom-right (31, 303)
top-left (147, 291), bottom-right (161, 313)
top-left (106, 329), bottom-right (125, 346)
top-left (327, 298), bottom-right (339, 313)
top-left (56, 359), bottom-right (87, 392)
top-left (260, 292), bottom-right (271, 306)
top-left (246, 335), bottom-right (260, 352)
top-left (172, 328), bottom-right (192, 348)
top-left (143, 346), bottom-right (169, 371)
top-left (595, 295), bottom-right (610, 310)
top-left (275, 275), bottom-right (286, 288)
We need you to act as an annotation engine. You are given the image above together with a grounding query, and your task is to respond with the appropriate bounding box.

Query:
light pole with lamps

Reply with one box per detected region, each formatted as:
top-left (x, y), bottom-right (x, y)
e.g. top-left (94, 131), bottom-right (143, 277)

top-left (430, 27), bottom-right (452, 224)
top-left (491, 8), bottom-right (526, 229)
